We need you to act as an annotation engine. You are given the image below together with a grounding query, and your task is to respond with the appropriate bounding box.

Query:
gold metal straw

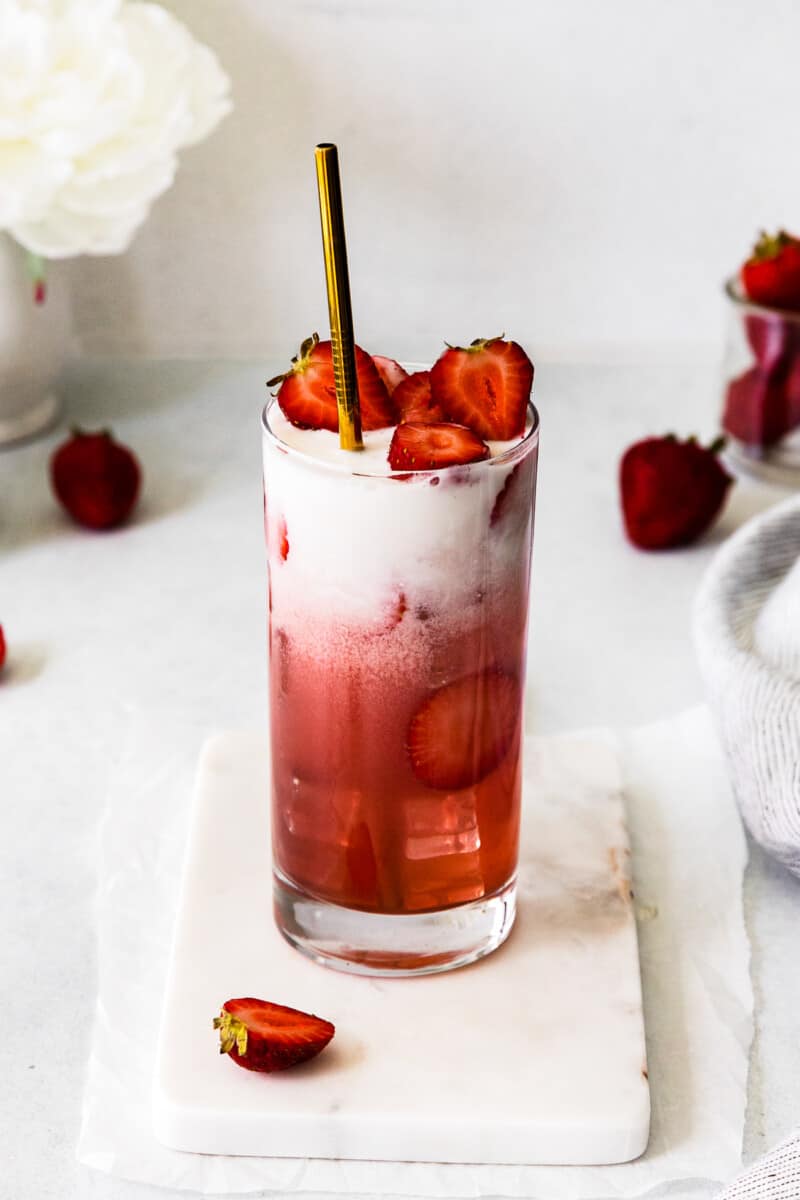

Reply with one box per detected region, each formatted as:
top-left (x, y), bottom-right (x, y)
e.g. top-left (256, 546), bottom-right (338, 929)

top-left (314, 143), bottom-right (363, 451)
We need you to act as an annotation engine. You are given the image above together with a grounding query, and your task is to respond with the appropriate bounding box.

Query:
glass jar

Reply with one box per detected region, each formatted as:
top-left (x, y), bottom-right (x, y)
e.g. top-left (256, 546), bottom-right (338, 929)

top-left (720, 277), bottom-right (800, 482)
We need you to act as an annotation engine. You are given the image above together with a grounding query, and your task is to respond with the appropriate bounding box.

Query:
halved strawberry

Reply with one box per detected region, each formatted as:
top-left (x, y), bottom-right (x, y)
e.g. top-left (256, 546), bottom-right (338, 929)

top-left (723, 367), bottom-right (790, 447)
top-left (268, 334), bottom-right (396, 431)
top-left (406, 670), bottom-right (521, 790)
top-left (345, 821), bottom-right (379, 901)
top-left (214, 998), bottom-right (334, 1073)
top-left (745, 313), bottom-right (795, 373)
top-left (393, 371), bottom-right (446, 423)
top-left (430, 337), bottom-right (533, 440)
top-left (372, 355), bottom-right (408, 395)
top-left (785, 354), bottom-right (800, 430)
top-left (388, 422), bottom-right (490, 472)
top-left (490, 462), bottom-right (532, 529)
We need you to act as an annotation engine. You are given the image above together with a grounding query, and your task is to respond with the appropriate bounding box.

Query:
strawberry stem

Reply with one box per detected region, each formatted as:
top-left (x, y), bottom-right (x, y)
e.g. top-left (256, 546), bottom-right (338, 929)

top-left (751, 230), bottom-right (793, 262)
top-left (445, 334), bottom-right (506, 352)
top-left (213, 1009), bottom-right (248, 1056)
top-left (267, 332), bottom-right (320, 387)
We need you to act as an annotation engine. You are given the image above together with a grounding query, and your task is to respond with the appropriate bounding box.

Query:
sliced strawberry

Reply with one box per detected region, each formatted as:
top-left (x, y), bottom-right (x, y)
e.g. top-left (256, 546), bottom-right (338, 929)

top-left (388, 422), bottom-right (490, 472)
top-left (393, 371), bottom-right (447, 423)
top-left (272, 627), bottom-right (291, 694)
top-left (744, 313), bottom-right (795, 372)
top-left (345, 821), bottom-right (379, 901)
top-left (214, 998), bottom-right (335, 1073)
top-left (279, 517), bottom-right (290, 561)
top-left (381, 589), bottom-right (408, 630)
top-left (784, 354), bottom-right (800, 431)
top-left (407, 670), bottom-right (521, 791)
top-left (490, 462), bottom-right (532, 530)
top-left (0, 625), bottom-right (5, 672)
top-left (372, 355), bottom-right (408, 395)
top-left (268, 333), bottom-right (396, 431)
top-left (430, 337), bottom-right (533, 440)
top-left (723, 367), bottom-right (790, 447)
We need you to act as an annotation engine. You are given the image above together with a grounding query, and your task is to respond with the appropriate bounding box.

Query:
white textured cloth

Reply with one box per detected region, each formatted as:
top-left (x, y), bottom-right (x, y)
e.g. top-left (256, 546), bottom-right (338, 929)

top-left (755, 557), bottom-right (800, 677)
top-left (694, 494), bottom-right (800, 877)
top-left (695, 496), bottom-right (800, 1200)
top-left (719, 1132), bottom-right (800, 1198)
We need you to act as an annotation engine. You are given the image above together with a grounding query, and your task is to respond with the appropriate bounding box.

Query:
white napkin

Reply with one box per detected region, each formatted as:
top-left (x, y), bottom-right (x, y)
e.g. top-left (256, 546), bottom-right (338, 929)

top-left (754, 556), bottom-right (800, 676)
top-left (76, 706), bottom-right (751, 1200)
top-left (694, 494), bottom-right (800, 877)
top-left (693, 496), bottom-right (800, 1200)
top-left (718, 1131), bottom-right (800, 1199)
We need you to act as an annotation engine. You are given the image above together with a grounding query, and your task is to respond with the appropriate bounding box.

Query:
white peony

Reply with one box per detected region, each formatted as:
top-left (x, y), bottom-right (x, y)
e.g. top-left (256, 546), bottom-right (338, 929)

top-left (0, 0), bottom-right (231, 257)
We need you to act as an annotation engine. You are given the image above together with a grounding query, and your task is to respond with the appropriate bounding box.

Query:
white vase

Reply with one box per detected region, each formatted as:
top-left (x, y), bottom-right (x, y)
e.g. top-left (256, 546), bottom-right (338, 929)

top-left (0, 234), bottom-right (71, 446)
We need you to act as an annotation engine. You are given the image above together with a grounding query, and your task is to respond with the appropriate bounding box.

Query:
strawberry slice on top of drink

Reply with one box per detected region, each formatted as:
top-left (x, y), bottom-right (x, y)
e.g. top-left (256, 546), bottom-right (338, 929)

top-left (268, 333), bottom-right (397, 431)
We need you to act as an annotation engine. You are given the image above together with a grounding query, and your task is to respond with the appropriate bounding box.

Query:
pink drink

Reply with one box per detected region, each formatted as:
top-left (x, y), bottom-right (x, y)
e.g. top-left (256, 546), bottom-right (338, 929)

top-left (263, 403), bottom-right (538, 974)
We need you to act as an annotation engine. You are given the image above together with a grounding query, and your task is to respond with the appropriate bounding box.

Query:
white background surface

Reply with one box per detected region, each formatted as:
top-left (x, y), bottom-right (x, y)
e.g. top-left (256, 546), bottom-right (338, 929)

top-left (1, 358), bottom-right (799, 1200)
top-left (66, 0), bottom-right (800, 363)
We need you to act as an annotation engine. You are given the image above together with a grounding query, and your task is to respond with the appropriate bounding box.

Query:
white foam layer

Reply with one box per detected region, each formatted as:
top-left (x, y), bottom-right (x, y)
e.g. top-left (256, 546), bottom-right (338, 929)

top-left (267, 406), bottom-right (525, 475)
top-left (263, 403), bottom-right (537, 621)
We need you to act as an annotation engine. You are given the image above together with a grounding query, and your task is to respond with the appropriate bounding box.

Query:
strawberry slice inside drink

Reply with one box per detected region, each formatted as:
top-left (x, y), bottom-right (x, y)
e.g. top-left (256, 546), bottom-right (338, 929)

top-left (406, 670), bottom-right (522, 791)
top-left (723, 367), bottom-right (791, 447)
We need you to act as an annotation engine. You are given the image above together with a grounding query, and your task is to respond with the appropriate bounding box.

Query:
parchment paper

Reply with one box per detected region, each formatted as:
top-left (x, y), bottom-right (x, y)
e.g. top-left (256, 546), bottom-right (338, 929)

top-left (76, 705), bottom-right (751, 1199)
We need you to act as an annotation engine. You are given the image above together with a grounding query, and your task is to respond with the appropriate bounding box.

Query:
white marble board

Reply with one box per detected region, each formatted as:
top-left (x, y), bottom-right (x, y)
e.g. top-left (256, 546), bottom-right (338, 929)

top-left (153, 731), bottom-right (650, 1166)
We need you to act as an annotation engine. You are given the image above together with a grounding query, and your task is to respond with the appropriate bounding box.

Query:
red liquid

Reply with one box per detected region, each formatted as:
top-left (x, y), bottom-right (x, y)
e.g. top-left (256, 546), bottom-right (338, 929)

top-left (267, 455), bottom-right (536, 916)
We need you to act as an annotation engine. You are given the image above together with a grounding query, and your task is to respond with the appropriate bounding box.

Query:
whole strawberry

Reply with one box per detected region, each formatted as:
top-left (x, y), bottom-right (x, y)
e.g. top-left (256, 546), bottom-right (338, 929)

top-left (741, 231), bottom-right (800, 312)
top-left (620, 435), bottom-right (733, 551)
top-left (51, 429), bottom-right (141, 531)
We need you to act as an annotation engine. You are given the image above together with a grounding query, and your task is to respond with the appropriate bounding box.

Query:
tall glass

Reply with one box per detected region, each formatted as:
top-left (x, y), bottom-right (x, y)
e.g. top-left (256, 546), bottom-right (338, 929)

top-left (262, 398), bottom-right (539, 975)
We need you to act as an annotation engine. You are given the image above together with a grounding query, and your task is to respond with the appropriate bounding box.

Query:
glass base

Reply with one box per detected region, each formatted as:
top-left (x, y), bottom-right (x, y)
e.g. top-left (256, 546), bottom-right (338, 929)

top-left (273, 870), bottom-right (517, 977)
top-left (0, 392), bottom-right (60, 447)
top-left (725, 436), bottom-right (800, 486)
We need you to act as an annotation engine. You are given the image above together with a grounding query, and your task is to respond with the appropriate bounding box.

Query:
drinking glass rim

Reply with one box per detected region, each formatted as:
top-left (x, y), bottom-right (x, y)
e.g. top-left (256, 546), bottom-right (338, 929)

top-left (724, 275), bottom-right (800, 325)
top-left (261, 395), bottom-right (540, 480)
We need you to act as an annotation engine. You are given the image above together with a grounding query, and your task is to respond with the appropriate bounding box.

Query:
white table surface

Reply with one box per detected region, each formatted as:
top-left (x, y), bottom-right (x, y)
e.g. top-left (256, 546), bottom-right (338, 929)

top-left (2, 359), bottom-right (799, 1200)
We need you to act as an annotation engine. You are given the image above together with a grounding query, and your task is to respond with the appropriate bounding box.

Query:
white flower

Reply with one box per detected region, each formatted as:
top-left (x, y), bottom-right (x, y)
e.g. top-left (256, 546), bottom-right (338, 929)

top-left (0, 0), bottom-right (231, 257)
